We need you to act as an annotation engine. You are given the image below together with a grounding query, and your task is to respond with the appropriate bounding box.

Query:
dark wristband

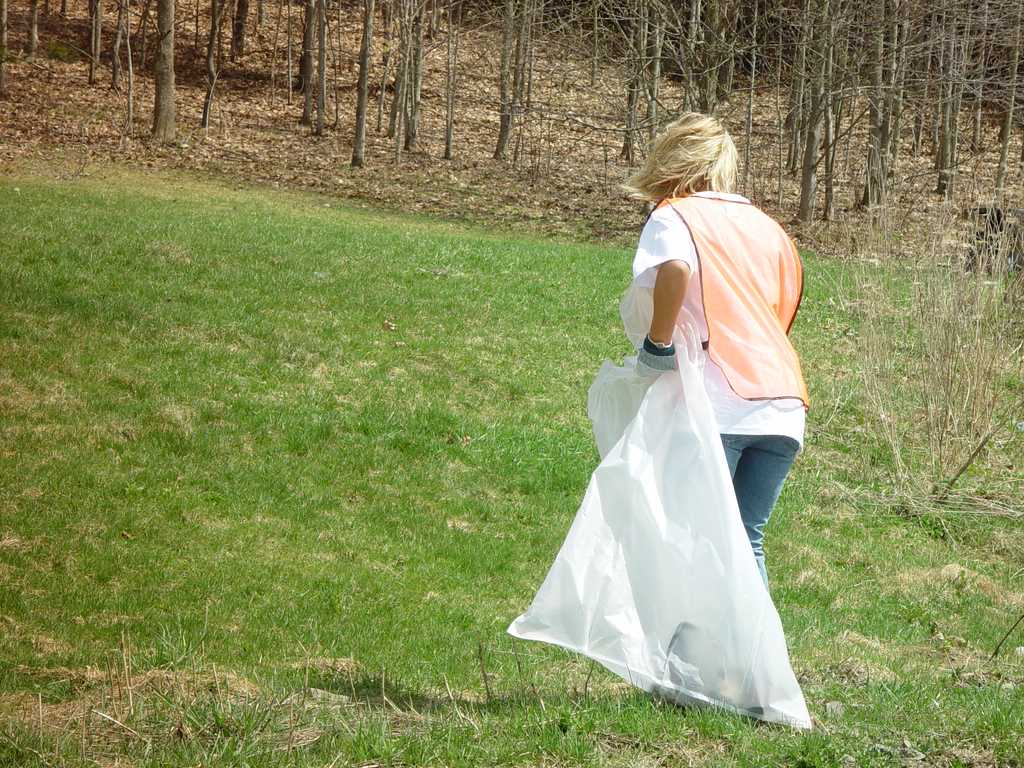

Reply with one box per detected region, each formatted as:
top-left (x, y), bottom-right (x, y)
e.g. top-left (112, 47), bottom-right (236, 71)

top-left (642, 335), bottom-right (675, 356)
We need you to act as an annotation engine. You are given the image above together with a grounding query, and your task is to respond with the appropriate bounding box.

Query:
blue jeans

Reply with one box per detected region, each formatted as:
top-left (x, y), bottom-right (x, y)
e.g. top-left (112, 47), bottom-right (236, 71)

top-left (720, 434), bottom-right (800, 587)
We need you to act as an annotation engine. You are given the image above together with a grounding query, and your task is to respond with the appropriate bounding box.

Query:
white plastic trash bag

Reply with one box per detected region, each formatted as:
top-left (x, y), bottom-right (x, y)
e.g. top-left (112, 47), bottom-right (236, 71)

top-left (508, 283), bottom-right (812, 729)
top-left (586, 357), bottom-right (654, 458)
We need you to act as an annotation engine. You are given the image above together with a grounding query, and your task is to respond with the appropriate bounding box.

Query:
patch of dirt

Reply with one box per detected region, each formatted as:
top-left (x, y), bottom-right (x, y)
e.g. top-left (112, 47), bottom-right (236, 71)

top-left (287, 656), bottom-right (360, 677)
top-left (29, 633), bottom-right (71, 655)
top-left (0, 374), bottom-right (82, 416)
top-left (0, 532), bottom-right (28, 551)
top-left (145, 240), bottom-right (193, 266)
top-left (823, 656), bottom-right (898, 686)
top-left (935, 745), bottom-right (998, 768)
top-left (158, 403), bottom-right (196, 436)
top-left (897, 564), bottom-right (1024, 610)
top-left (836, 629), bottom-right (890, 654)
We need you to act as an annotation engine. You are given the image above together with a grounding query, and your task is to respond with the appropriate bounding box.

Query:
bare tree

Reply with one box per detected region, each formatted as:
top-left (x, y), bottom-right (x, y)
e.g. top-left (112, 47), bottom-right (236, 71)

top-left (391, 0), bottom-right (413, 159)
top-left (89, 0), bottom-right (104, 84)
top-left (0, 0), bottom-right (7, 97)
top-left (508, 0), bottom-right (534, 165)
top-left (862, 0), bottom-right (887, 207)
top-left (377, 0), bottom-right (394, 130)
top-left (315, 0), bottom-right (327, 135)
top-left (27, 0), bottom-right (39, 59)
top-left (646, 2), bottom-right (663, 143)
top-left (152, 0), bottom-right (176, 142)
top-left (742, 0), bottom-right (759, 194)
top-left (287, 0), bottom-right (294, 103)
top-left (443, 0), bottom-right (460, 159)
top-left (797, 0), bottom-right (829, 221)
top-left (138, 0), bottom-right (153, 69)
top-left (352, 0), bottom-right (376, 166)
top-left (111, 0), bottom-right (126, 89)
top-left (995, 0), bottom-right (1022, 199)
top-left (621, 0), bottom-right (646, 163)
top-left (300, 0), bottom-right (315, 125)
top-left (935, 11), bottom-right (956, 198)
top-left (403, 1), bottom-right (425, 151)
top-left (232, 0), bottom-right (251, 59)
top-left (123, 2), bottom-right (134, 135)
top-left (202, 0), bottom-right (228, 128)
top-left (494, 0), bottom-right (517, 158)
top-left (786, 0), bottom-right (811, 173)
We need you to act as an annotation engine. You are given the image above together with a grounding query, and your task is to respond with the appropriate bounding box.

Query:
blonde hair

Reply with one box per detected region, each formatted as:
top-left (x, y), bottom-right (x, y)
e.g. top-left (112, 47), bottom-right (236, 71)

top-left (623, 113), bottom-right (738, 202)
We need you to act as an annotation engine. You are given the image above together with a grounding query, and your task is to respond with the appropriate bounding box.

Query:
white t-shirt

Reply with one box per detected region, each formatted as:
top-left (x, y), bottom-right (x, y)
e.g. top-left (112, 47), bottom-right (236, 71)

top-left (632, 191), bottom-right (806, 447)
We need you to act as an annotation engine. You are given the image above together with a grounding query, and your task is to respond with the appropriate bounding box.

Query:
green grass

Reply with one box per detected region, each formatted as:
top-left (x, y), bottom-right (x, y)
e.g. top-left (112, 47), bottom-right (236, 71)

top-left (1, 167), bottom-right (1022, 767)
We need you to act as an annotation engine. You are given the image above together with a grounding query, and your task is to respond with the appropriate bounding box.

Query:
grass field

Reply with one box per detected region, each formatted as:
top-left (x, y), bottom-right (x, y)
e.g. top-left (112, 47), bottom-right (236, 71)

top-left (1, 168), bottom-right (1023, 767)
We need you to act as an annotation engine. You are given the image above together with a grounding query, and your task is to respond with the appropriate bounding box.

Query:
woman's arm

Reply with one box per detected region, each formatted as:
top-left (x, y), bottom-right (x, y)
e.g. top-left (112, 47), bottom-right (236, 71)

top-left (648, 260), bottom-right (691, 345)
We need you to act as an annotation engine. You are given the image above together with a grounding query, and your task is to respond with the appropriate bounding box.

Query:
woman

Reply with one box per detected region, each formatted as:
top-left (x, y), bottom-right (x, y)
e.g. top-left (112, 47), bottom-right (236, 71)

top-left (624, 112), bottom-right (809, 587)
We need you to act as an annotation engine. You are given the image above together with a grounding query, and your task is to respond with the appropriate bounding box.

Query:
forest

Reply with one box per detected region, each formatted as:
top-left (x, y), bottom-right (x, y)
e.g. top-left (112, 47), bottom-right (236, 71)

top-left (1, 0), bottom-right (1022, 246)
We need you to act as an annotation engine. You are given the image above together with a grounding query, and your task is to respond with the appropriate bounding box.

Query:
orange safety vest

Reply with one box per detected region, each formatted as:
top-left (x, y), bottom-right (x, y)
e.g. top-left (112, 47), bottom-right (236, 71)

top-left (657, 195), bottom-right (810, 409)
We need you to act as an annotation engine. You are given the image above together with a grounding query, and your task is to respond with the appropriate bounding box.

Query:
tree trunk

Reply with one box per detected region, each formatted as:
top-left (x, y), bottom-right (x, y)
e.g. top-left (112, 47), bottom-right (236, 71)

top-left (494, 0), bottom-right (516, 159)
top-left (621, 0), bottom-right (645, 163)
top-left (0, 0), bottom-right (7, 97)
top-left (823, 8), bottom-right (844, 220)
top-left (231, 0), bottom-right (250, 59)
top-left (443, 0), bottom-right (459, 159)
top-left (995, 0), bottom-right (1022, 199)
top-left (392, 0), bottom-right (411, 161)
top-left (123, 6), bottom-right (134, 134)
top-left (590, 0), bottom-right (597, 86)
top-left (300, 0), bottom-right (315, 125)
top-left (152, 0), bottom-right (176, 142)
top-left (90, 0), bottom-right (104, 84)
top-left (716, 8), bottom-right (736, 101)
top-left (683, 0), bottom-right (701, 111)
top-left (936, 16), bottom-right (955, 198)
top-left (509, 0), bottom-right (532, 165)
top-left (786, 0), bottom-right (811, 173)
top-left (971, 0), bottom-right (989, 152)
top-left (403, 2), bottom-right (424, 151)
top-left (202, 0), bottom-right (226, 128)
top-left (315, 0), bottom-right (326, 135)
top-left (386, 3), bottom-right (406, 140)
top-left (27, 0), bottom-right (39, 59)
top-left (377, 0), bottom-right (393, 131)
top-left (742, 0), bottom-right (758, 194)
top-left (112, 0), bottom-right (125, 89)
top-left (861, 0), bottom-right (886, 207)
top-left (699, 0), bottom-right (718, 112)
top-left (287, 0), bottom-right (293, 103)
top-left (646, 3), bottom-right (663, 144)
top-left (798, 0), bottom-right (828, 222)
top-left (352, 0), bottom-right (375, 166)
top-left (138, 0), bottom-right (152, 69)
top-left (886, 9), bottom-right (909, 172)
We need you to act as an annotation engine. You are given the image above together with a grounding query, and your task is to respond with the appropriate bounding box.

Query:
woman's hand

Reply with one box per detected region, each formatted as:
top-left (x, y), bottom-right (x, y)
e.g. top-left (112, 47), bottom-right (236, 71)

top-left (637, 334), bottom-right (678, 376)
top-left (648, 259), bottom-right (691, 345)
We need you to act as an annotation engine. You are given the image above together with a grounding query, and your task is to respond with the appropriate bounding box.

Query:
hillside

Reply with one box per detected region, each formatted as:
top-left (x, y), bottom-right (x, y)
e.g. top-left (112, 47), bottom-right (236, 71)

top-left (1, 168), bottom-right (1022, 767)
top-left (1, 0), bottom-right (1023, 251)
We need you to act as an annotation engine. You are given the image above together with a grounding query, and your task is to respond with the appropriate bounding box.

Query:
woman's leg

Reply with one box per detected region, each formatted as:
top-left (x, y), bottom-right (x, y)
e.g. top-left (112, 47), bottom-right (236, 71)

top-left (720, 434), bottom-right (800, 586)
